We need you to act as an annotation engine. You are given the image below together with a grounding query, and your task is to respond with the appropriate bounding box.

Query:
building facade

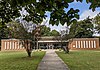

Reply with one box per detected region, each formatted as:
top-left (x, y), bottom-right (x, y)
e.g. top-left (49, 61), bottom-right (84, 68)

top-left (1, 38), bottom-right (100, 51)
top-left (36, 36), bottom-right (68, 49)
top-left (1, 39), bottom-right (25, 51)
top-left (68, 38), bottom-right (100, 50)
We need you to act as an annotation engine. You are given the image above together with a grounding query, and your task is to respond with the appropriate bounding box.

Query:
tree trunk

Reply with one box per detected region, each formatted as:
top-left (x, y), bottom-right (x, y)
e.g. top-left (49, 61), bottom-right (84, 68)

top-left (27, 49), bottom-right (31, 57)
top-left (62, 45), bottom-right (69, 54)
top-left (66, 46), bottom-right (69, 53)
top-left (23, 40), bottom-right (32, 57)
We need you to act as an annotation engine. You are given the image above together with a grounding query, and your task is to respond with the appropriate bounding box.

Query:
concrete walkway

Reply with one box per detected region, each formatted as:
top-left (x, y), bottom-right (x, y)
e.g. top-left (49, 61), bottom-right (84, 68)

top-left (37, 50), bottom-right (69, 70)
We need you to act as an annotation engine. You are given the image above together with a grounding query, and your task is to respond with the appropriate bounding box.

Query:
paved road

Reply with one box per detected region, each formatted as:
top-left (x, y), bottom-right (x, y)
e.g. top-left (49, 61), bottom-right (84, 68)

top-left (37, 50), bottom-right (69, 70)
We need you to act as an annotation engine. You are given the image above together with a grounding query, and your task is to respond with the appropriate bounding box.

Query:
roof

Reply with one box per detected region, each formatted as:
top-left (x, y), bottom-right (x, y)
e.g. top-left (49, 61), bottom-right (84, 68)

top-left (38, 40), bottom-right (68, 43)
top-left (38, 36), bottom-right (68, 43)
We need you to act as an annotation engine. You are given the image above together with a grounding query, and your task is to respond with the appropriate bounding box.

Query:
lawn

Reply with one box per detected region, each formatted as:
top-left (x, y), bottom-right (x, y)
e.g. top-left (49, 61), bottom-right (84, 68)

top-left (0, 51), bottom-right (45, 70)
top-left (56, 50), bottom-right (100, 70)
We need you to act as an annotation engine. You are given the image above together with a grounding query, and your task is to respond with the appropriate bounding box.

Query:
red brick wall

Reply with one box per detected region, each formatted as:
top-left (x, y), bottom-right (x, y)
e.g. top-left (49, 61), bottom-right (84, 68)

top-left (68, 38), bottom-right (100, 50)
top-left (1, 39), bottom-right (25, 51)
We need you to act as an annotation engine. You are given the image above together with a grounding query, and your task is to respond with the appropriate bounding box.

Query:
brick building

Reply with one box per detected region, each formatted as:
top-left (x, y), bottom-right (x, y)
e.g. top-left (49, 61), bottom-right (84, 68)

top-left (1, 38), bottom-right (100, 51)
top-left (68, 38), bottom-right (100, 50)
top-left (1, 39), bottom-right (25, 51)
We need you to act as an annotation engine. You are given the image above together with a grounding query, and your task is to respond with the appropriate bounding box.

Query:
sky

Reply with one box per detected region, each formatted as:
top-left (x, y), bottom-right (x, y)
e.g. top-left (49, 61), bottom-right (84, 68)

top-left (42, 0), bottom-right (100, 32)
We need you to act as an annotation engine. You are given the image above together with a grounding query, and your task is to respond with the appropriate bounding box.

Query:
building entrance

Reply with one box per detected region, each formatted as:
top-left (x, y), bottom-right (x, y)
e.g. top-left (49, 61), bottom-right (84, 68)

top-left (46, 44), bottom-right (54, 49)
top-left (39, 43), bottom-right (55, 49)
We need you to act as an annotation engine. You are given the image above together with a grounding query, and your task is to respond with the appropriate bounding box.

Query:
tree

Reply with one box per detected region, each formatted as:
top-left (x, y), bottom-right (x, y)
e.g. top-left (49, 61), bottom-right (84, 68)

top-left (59, 30), bottom-right (69, 53)
top-left (7, 21), bottom-right (34, 57)
top-left (51, 30), bottom-right (60, 36)
top-left (40, 25), bottom-right (60, 36)
top-left (0, 0), bottom-right (99, 38)
top-left (9, 0), bottom-right (99, 25)
top-left (94, 13), bottom-right (100, 34)
top-left (40, 25), bottom-right (52, 36)
top-left (0, 0), bottom-right (20, 38)
top-left (7, 21), bottom-right (28, 39)
top-left (69, 17), bottom-right (94, 38)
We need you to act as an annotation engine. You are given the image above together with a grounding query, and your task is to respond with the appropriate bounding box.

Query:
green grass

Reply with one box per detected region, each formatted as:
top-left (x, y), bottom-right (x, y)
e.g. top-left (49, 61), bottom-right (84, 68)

top-left (56, 50), bottom-right (100, 70)
top-left (0, 51), bottom-right (45, 70)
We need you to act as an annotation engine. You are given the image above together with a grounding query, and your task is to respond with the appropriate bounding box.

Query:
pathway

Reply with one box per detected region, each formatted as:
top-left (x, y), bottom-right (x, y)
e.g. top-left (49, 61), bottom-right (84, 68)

top-left (37, 50), bottom-right (69, 70)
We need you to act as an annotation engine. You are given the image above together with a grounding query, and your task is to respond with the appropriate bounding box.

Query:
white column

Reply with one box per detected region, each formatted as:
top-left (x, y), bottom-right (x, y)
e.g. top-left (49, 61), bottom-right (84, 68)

top-left (5, 42), bottom-right (7, 50)
top-left (12, 42), bottom-right (14, 49)
top-left (94, 41), bottom-right (96, 48)
top-left (18, 42), bottom-right (20, 49)
top-left (10, 42), bottom-right (12, 49)
top-left (81, 41), bottom-right (83, 48)
top-left (76, 41), bottom-right (78, 48)
top-left (7, 42), bottom-right (10, 49)
top-left (91, 41), bottom-right (94, 48)
top-left (83, 41), bottom-right (85, 48)
top-left (89, 41), bottom-right (91, 48)
top-left (78, 41), bottom-right (80, 48)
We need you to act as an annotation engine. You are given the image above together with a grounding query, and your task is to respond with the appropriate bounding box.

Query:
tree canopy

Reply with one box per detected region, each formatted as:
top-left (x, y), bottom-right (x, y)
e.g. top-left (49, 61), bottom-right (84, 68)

top-left (5, 21), bottom-right (34, 39)
top-left (94, 13), bottom-right (100, 34)
top-left (51, 30), bottom-right (60, 36)
top-left (1, 0), bottom-right (99, 25)
top-left (0, 0), bottom-right (100, 38)
top-left (69, 17), bottom-right (94, 38)
top-left (40, 25), bottom-right (60, 36)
